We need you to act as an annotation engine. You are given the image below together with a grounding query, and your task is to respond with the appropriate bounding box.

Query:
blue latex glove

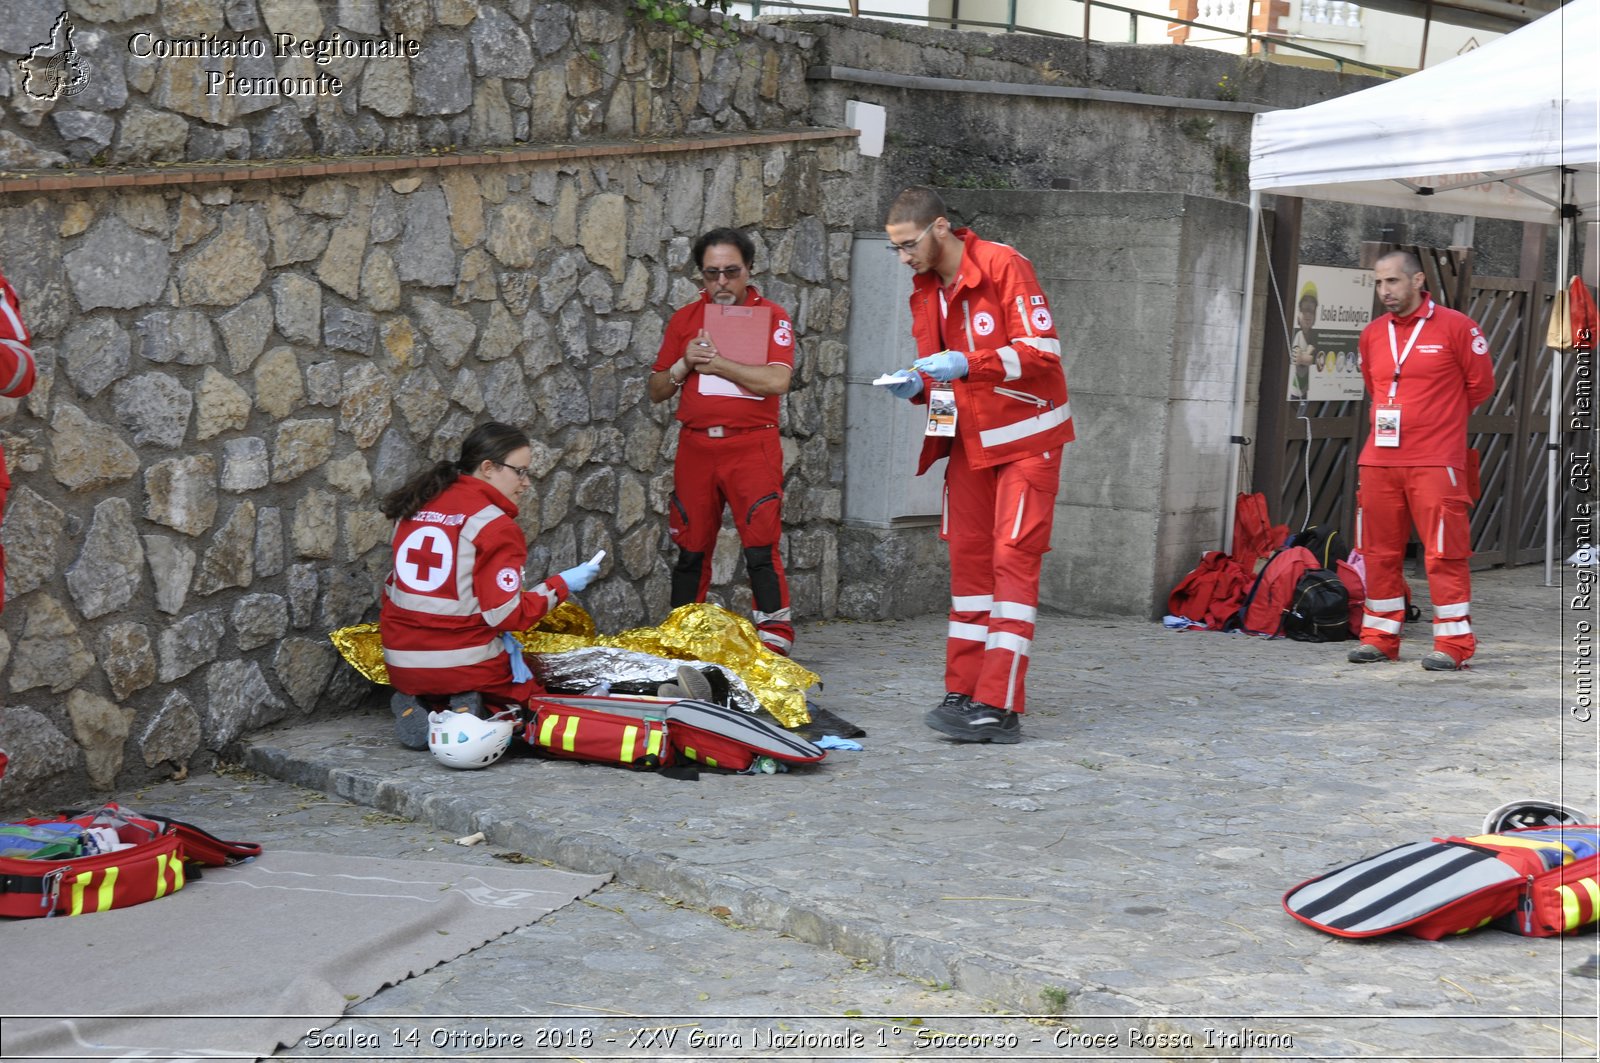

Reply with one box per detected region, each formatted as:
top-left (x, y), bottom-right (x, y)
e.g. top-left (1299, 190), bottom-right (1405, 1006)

top-left (557, 557), bottom-right (601, 594)
top-left (815, 735), bottom-right (863, 751)
top-left (882, 369), bottom-right (923, 400)
top-left (913, 350), bottom-right (969, 381)
top-left (501, 632), bottom-right (534, 683)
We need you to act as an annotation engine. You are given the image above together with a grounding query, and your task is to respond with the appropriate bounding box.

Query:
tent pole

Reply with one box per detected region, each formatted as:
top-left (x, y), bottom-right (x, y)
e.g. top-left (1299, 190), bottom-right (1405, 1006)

top-left (1545, 219), bottom-right (1557, 586)
top-left (1418, 0), bottom-right (1434, 69)
top-left (1224, 190), bottom-right (1263, 556)
top-left (1547, 203), bottom-right (1576, 586)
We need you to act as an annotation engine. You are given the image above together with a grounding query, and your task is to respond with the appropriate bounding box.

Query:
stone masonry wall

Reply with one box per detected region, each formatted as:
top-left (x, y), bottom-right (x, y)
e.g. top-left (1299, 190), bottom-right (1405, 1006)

top-left (0, 1), bottom-right (857, 812)
top-left (0, 0), bottom-right (814, 168)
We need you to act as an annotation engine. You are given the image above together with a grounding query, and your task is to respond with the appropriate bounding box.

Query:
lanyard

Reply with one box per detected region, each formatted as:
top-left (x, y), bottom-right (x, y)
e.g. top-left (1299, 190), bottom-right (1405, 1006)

top-left (1384, 301), bottom-right (1429, 402)
top-left (936, 279), bottom-right (963, 349)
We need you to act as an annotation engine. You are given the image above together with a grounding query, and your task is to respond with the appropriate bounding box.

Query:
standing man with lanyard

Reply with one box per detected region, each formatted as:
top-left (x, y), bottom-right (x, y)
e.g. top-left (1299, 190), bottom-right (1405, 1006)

top-left (879, 187), bottom-right (1074, 744)
top-left (1348, 250), bottom-right (1495, 670)
top-left (647, 228), bottom-right (798, 656)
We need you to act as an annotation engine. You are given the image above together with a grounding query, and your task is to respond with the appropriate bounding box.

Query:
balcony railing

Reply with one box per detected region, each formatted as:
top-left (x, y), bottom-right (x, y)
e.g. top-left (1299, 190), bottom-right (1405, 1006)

top-left (740, 0), bottom-right (1405, 78)
top-left (1299, 0), bottom-right (1364, 27)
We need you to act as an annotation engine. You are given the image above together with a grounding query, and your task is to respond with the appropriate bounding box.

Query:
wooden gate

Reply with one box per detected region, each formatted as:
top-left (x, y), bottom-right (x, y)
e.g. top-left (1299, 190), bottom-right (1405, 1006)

top-left (1462, 277), bottom-right (1551, 566)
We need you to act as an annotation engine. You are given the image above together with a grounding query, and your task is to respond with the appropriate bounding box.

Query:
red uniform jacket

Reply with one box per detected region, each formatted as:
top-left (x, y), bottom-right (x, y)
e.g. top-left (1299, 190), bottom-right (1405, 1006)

top-left (1357, 294), bottom-right (1495, 470)
top-left (0, 269), bottom-right (38, 611)
top-left (652, 287), bottom-right (795, 430)
top-left (906, 229), bottom-right (1074, 474)
top-left (380, 476), bottom-right (569, 696)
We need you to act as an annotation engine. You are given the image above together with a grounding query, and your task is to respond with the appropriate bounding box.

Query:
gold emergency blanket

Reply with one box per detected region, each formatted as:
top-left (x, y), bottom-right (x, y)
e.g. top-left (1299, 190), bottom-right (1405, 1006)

top-left (328, 603), bottom-right (817, 727)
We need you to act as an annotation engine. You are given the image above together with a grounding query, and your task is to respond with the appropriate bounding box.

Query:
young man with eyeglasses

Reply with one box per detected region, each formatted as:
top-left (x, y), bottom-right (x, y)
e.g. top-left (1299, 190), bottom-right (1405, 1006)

top-left (648, 227), bottom-right (798, 656)
top-left (879, 187), bottom-right (1074, 744)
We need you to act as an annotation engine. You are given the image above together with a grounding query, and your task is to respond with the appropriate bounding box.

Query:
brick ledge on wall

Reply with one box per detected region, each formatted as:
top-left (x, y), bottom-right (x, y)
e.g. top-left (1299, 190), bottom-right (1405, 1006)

top-left (0, 128), bottom-right (860, 195)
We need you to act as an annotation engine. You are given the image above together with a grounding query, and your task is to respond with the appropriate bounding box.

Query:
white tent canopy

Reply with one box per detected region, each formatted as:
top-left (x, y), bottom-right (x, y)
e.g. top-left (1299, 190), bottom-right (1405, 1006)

top-left (1227, 0), bottom-right (1599, 579)
top-left (1249, 0), bottom-right (1598, 224)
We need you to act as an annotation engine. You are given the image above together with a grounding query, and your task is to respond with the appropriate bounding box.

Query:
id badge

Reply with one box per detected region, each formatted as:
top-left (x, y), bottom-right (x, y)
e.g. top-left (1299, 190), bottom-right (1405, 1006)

top-left (925, 387), bottom-right (957, 437)
top-left (1374, 404), bottom-right (1401, 448)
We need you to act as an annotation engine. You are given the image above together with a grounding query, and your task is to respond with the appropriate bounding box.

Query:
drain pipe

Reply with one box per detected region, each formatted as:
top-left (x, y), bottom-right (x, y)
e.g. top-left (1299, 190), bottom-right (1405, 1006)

top-left (1223, 189), bottom-right (1263, 555)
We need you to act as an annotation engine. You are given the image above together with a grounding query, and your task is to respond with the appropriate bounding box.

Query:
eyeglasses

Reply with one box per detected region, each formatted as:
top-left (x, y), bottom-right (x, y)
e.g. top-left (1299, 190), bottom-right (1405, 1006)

top-left (495, 461), bottom-right (533, 483)
top-left (886, 221), bottom-right (937, 255)
top-left (701, 266), bottom-right (745, 281)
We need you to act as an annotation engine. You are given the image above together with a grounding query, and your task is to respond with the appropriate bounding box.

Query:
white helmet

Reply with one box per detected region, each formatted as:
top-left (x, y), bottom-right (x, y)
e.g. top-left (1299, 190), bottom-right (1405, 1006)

top-left (428, 710), bottom-right (517, 770)
top-left (1482, 799), bottom-right (1590, 835)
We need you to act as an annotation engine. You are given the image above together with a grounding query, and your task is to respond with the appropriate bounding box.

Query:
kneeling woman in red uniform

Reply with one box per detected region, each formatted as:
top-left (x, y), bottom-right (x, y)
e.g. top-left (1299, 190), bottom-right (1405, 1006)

top-left (379, 422), bottom-right (600, 706)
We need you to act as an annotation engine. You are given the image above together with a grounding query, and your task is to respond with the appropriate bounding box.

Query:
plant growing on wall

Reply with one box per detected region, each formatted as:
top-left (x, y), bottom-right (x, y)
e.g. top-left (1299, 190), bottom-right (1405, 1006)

top-left (632, 0), bottom-right (738, 48)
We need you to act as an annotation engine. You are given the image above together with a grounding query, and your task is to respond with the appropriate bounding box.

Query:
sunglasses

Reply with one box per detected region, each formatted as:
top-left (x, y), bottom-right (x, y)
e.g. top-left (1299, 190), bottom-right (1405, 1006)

top-left (700, 266), bottom-right (746, 280)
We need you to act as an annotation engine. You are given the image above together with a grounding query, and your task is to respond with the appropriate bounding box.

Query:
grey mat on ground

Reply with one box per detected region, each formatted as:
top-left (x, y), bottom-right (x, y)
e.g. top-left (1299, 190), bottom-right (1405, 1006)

top-left (0, 849), bottom-right (609, 1060)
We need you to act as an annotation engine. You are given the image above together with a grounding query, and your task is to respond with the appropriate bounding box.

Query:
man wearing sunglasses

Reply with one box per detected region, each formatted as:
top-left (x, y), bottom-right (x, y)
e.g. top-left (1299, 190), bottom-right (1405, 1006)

top-left (879, 187), bottom-right (1074, 744)
top-left (648, 228), bottom-right (797, 656)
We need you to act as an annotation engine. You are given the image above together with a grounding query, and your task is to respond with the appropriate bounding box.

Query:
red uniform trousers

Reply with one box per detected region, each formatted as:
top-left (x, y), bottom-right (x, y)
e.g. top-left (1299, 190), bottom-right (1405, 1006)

top-left (1355, 464), bottom-right (1476, 663)
top-left (942, 442), bottom-right (1062, 713)
top-left (668, 426), bottom-right (794, 654)
top-left (386, 632), bottom-right (542, 708)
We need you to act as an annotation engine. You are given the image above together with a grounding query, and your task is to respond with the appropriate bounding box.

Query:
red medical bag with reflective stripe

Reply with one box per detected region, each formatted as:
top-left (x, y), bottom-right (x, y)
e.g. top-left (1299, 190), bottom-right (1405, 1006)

top-left (1284, 826), bottom-right (1600, 940)
top-left (1500, 852), bottom-right (1600, 937)
top-left (0, 804), bottom-right (260, 919)
top-left (526, 699), bottom-right (670, 769)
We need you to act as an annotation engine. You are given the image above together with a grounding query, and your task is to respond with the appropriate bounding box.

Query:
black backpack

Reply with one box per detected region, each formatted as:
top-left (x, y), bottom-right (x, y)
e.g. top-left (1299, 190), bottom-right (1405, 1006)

top-left (1281, 568), bottom-right (1351, 642)
top-left (1289, 526), bottom-right (1350, 570)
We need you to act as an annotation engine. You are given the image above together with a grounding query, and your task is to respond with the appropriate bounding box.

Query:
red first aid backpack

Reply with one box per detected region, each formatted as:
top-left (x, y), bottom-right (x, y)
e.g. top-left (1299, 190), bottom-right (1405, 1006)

top-left (1228, 545), bottom-right (1320, 636)
top-left (526, 696), bottom-right (670, 769)
top-left (1230, 492), bottom-right (1287, 572)
top-left (0, 804), bottom-right (260, 919)
top-left (524, 694), bottom-right (827, 774)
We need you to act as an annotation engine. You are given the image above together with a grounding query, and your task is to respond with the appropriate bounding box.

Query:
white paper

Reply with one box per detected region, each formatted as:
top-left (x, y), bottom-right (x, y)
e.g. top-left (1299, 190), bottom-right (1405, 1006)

top-left (873, 373), bottom-right (909, 386)
top-left (696, 374), bottom-right (760, 399)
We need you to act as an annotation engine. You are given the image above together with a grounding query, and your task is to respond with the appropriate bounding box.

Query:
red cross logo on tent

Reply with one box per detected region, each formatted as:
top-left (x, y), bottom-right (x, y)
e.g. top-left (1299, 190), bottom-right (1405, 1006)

top-left (396, 526), bottom-right (453, 591)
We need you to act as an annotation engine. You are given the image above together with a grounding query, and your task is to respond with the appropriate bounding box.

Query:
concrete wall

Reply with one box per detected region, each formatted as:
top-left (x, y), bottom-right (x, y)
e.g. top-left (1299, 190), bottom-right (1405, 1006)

top-left (785, 12), bottom-right (1389, 233)
top-left (836, 232), bottom-right (949, 622)
top-left (791, 12), bottom-right (1534, 291)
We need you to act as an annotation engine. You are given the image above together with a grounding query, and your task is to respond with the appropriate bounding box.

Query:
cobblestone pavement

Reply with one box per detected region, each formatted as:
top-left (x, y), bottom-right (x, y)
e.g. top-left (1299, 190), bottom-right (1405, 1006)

top-left (71, 566), bottom-right (1600, 1059)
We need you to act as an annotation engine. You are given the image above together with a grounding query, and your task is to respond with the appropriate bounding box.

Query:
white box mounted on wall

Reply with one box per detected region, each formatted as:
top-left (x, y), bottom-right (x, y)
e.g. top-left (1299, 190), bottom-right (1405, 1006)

top-left (845, 100), bottom-right (885, 158)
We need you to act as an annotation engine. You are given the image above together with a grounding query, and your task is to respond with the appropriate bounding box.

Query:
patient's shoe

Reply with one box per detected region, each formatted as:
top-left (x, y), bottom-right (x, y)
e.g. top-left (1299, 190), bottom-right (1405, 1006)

top-left (673, 664), bottom-right (715, 703)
